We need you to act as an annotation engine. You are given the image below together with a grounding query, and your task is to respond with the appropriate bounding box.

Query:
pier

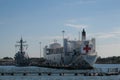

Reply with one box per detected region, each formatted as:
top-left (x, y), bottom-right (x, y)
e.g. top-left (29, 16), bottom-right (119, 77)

top-left (0, 66), bottom-right (120, 76)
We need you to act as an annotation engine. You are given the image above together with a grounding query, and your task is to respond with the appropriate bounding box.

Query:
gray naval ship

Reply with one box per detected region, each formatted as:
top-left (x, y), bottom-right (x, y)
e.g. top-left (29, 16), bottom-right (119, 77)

top-left (44, 29), bottom-right (97, 69)
top-left (14, 38), bottom-right (30, 66)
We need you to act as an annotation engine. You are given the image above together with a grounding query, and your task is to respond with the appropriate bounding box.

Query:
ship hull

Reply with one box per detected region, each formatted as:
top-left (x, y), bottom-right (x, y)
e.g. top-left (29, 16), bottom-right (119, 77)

top-left (69, 54), bottom-right (97, 69)
top-left (43, 53), bottom-right (97, 69)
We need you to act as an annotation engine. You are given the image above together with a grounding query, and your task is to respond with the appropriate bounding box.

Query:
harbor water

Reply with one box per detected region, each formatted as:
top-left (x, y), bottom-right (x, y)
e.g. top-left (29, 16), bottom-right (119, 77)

top-left (0, 64), bottom-right (120, 80)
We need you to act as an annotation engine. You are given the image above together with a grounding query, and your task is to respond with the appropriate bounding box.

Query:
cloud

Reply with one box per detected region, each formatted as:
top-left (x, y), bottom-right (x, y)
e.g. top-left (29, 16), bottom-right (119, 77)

top-left (88, 31), bottom-right (120, 39)
top-left (96, 33), bottom-right (116, 39)
top-left (65, 23), bottom-right (88, 29)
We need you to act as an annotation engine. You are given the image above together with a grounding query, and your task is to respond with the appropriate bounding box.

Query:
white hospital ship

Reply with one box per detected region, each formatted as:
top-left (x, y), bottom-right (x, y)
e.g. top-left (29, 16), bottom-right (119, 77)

top-left (44, 29), bottom-right (97, 69)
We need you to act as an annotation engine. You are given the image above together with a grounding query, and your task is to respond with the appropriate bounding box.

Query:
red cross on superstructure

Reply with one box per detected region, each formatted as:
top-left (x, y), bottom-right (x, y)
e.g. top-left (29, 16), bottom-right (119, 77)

top-left (83, 45), bottom-right (91, 53)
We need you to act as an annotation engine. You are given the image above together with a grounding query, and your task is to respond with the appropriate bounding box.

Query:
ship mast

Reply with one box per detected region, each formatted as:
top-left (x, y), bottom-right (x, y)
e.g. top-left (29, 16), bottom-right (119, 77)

top-left (15, 37), bottom-right (27, 53)
top-left (20, 38), bottom-right (23, 53)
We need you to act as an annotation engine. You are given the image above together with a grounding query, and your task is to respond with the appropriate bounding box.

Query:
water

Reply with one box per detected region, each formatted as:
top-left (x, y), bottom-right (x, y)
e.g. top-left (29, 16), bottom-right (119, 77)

top-left (94, 64), bottom-right (120, 68)
top-left (0, 64), bottom-right (120, 80)
top-left (1, 76), bottom-right (120, 80)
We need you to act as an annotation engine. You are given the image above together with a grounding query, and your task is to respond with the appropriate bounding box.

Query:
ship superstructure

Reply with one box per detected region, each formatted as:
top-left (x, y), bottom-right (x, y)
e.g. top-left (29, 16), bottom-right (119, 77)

top-left (14, 38), bottom-right (30, 66)
top-left (44, 29), bottom-right (97, 69)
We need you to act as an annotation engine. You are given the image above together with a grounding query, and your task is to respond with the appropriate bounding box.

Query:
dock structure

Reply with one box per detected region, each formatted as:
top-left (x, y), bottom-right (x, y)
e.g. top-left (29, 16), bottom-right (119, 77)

top-left (0, 66), bottom-right (120, 76)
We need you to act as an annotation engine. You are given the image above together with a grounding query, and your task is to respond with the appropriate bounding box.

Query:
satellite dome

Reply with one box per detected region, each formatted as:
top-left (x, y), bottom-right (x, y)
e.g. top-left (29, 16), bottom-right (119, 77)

top-left (50, 43), bottom-right (61, 49)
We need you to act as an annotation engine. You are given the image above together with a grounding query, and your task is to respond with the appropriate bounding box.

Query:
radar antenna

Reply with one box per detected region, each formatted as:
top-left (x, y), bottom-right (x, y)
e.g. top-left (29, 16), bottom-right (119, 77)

top-left (15, 37), bottom-right (28, 53)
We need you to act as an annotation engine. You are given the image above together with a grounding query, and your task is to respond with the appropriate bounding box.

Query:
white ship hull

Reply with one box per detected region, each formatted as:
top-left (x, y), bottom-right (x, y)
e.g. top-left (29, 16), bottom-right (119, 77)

top-left (45, 53), bottom-right (97, 69)
top-left (69, 54), bottom-right (97, 69)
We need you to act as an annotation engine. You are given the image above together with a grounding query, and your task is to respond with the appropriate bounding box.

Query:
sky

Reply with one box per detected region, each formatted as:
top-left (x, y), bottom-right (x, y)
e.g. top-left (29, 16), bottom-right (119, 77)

top-left (0, 0), bottom-right (120, 58)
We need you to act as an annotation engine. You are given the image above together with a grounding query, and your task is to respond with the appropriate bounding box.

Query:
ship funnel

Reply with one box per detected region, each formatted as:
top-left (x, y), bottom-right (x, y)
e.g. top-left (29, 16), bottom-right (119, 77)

top-left (82, 29), bottom-right (86, 41)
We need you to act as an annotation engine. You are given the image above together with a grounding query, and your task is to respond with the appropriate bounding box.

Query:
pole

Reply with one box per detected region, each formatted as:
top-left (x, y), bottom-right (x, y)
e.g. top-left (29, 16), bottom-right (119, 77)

top-left (61, 30), bottom-right (65, 65)
top-left (39, 42), bottom-right (41, 58)
top-left (62, 30), bottom-right (65, 41)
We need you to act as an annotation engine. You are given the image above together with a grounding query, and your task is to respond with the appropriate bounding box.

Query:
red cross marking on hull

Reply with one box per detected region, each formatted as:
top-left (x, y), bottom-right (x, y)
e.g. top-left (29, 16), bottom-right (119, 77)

top-left (83, 45), bottom-right (91, 53)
